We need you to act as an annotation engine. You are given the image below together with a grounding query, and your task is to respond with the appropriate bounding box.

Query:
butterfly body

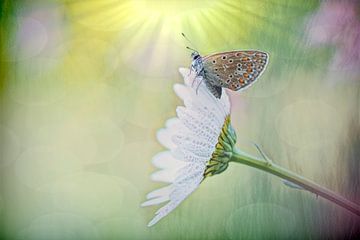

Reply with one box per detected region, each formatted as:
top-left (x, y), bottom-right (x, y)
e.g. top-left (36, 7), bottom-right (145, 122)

top-left (190, 50), bottom-right (269, 98)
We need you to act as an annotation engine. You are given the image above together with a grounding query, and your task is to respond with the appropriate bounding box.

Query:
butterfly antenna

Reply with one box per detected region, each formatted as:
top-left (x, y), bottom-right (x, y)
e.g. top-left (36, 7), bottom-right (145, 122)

top-left (186, 46), bottom-right (197, 52)
top-left (182, 33), bottom-right (198, 52)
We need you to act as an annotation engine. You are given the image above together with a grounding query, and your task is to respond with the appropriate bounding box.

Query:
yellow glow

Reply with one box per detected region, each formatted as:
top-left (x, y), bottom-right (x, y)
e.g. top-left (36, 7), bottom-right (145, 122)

top-left (64, 0), bottom-right (268, 82)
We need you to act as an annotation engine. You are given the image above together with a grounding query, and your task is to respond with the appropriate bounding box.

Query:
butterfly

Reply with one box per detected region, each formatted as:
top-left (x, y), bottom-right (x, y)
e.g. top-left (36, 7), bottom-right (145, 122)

top-left (189, 50), bottom-right (269, 98)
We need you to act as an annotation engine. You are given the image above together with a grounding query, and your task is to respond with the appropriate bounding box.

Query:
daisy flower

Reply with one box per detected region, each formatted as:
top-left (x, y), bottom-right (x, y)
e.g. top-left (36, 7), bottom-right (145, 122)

top-left (142, 68), bottom-right (360, 227)
top-left (141, 68), bottom-right (236, 226)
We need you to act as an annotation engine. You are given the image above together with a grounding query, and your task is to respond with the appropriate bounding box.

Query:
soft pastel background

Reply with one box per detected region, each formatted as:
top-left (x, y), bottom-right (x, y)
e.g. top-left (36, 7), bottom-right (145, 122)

top-left (0, 0), bottom-right (359, 239)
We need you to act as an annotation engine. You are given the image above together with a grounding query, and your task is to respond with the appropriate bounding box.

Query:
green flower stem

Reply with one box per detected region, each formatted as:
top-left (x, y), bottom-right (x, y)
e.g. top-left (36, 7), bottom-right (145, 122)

top-left (230, 147), bottom-right (360, 217)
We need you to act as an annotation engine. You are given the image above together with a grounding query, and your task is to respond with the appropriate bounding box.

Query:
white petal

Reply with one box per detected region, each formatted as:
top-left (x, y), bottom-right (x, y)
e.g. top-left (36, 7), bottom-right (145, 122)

top-left (187, 93), bottom-right (226, 126)
top-left (172, 135), bottom-right (214, 158)
top-left (146, 185), bottom-right (173, 199)
top-left (177, 107), bottom-right (222, 137)
top-left (141, 195), bottom-right (170, 207)
top-left (173, 83), bottom-right (191, 101)
top-left (164, 117), bottom-right (181, 129)
top-left (156, 129), bottom-right (175, 149)
top-left (171, 148), bottom-right (185, 160)
top-left (170, 184), bottom-right (202, 208)
top-left (156, 118), bottom-right (185, 149)
top-left (178, 68), bottom-right (197, 86)
top-left (171, 148), bottom-right (209, 163)
top-left (178, 67), bottom-right (189, 78)
top-left (147, 181), bottom-right (200, 227)
top-left (197, 87), bottom-right (228, 120)
top-left (150, 169), bottom-right (178, 183)
top-left (174, 164), bottom-right (205, 186)
top-left (152, 151), bottom-right (185, 169)
top-left (147, 201), bottom-right (179, 227)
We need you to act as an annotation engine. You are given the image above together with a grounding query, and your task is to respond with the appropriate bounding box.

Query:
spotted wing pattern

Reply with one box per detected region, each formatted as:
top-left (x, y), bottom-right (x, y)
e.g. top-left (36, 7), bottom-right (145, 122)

top-left (202, 50), bottom-right (268, 91)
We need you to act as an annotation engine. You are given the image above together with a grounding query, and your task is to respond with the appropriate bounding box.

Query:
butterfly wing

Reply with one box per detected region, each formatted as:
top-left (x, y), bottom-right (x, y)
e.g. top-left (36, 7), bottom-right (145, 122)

top-left (202, 50), bottom-right (269, 91)
top-left (204, 80), bottom-right (222, 98)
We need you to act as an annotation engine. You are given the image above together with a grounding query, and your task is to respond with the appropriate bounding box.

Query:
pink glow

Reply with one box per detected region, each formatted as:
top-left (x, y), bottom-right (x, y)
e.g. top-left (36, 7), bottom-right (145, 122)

top-left (306, 1), bottom-right (360, 72)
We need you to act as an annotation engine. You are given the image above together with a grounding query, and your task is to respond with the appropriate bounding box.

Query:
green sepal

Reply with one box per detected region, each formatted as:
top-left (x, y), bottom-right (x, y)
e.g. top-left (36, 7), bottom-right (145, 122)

top-left (203, 115), bottom-right (236, 178)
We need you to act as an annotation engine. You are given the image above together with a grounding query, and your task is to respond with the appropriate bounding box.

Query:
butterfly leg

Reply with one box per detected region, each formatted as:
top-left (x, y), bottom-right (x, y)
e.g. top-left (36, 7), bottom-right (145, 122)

top-left (191, 71), bottom-right (197, 88)
top-left (195, 76), bottom-right (203, 94)
top-left (192, 68), bottom-right (203, 90)
top-left (190, 65), bottom-right (200, 88)
top-left (252, 142), bottom-right (273, 166)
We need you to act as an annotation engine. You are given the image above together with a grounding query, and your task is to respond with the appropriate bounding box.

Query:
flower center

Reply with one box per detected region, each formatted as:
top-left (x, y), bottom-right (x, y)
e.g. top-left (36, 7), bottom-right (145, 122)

top-left (203, 115), bottom-right (237, 177)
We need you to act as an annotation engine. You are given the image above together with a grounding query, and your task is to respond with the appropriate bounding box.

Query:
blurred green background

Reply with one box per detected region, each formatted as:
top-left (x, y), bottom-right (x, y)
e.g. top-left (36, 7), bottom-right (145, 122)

top-left (0, 0), bottom-right (359, 239)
